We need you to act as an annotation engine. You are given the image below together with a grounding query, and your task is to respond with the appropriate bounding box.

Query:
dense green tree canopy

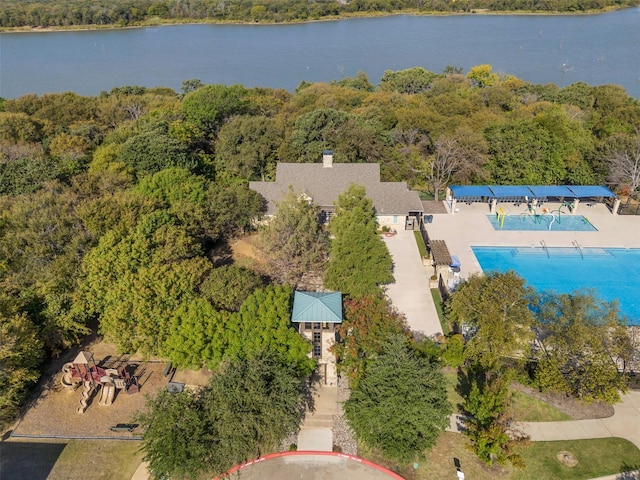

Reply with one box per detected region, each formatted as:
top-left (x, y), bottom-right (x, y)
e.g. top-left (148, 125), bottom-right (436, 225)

top-left (333, 294), bottom-right (409, 385)
top-left (324, 184), bottom-right (393, 296)
top-left (1, 67), bottom-right (639, 434)
top-left (138, 354), bottom-right (307, 479)
top-left (448, 271), bottom-right (534, 371)
top-left (182, 84), bottom-right (252, 135)
top-left (344, 335), bottom-right (451, 464)
top-left (531, 291), bottom-right (630, 404)
top-left (215, 115), bottom-right (282, 181)
top-left (257, 187), bottom-right (328, 288)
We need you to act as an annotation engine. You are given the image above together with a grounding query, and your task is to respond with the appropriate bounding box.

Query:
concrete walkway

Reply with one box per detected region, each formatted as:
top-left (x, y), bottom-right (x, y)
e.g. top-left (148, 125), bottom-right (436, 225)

top-left (297, 385), bottom-right (338, 452)
top-left (516, 390), bottom-right (640, 449)
top-left (382, 230), bottom-right (443, 338)
top-left (447, 391), bottom-right (640, 479)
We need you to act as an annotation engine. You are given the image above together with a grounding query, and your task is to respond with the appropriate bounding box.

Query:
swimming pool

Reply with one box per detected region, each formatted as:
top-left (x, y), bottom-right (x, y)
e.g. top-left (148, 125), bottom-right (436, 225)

top-left (472, 246), bottom-right (640, 325)
top-left (487, 214), bottom-right (597, 231)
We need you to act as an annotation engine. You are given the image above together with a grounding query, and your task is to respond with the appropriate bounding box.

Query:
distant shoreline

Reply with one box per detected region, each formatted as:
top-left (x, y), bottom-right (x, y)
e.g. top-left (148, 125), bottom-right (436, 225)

top-left (0, 6), bottom-right (630, 34)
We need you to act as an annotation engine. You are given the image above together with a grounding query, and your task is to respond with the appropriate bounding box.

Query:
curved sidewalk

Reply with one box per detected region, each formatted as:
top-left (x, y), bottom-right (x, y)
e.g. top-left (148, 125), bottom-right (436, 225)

top-left (515, 391), bottom-right (640, 449)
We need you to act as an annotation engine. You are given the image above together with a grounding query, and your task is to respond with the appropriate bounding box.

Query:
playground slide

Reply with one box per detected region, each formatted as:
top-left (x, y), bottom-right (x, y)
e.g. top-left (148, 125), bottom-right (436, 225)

top-left (99, 383), bottom-right (115, 406)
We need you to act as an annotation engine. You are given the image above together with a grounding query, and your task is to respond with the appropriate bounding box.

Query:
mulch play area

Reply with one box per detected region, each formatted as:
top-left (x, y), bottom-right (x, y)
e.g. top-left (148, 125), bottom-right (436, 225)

top-left (9, 339), bottom-right (169, 440)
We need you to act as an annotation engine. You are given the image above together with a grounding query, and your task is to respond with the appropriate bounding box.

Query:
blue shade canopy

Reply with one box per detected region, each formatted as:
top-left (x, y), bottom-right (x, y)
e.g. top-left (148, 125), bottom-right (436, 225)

top-left (567, 186), bottom-right (616, 198)
top-left (450, 185), bottom-right (617, 200)
top-left (292, 291), bottom-right (343, 323)
top-left (528, 186), bottom-right (576, 198)
top-left (450, 186), bottom-right (493, 198)
top-left (450, 255), bottom-right (461, 268)
top-left (488, 186), bottom-right (531, 198)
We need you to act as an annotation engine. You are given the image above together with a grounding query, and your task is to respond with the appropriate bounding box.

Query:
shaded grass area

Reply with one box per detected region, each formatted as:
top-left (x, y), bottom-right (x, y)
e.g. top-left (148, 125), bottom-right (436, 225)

top-left (421, 432), bottom-right (509, 480)
top-left (47, 440), bottom-right (143, 480)
top-left (430, 288), bottom-right (449, 335)
top-left (509, 391), bottom-right (572, 422)
top-left (0, 441), bottom-right (66, 480)
top-left (364, 432), bottom-right (640, 480)
top-left (511, 438), bottom-right (640, 480)
top-left (444, 371), bottom-right (570, 422)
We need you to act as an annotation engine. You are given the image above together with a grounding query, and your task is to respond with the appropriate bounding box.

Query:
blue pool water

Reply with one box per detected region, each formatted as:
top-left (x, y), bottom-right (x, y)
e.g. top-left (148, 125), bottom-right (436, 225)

top-left (472, 247), bottom-right (640, 325)
top-left (487, 214), bottom-right (597, 231)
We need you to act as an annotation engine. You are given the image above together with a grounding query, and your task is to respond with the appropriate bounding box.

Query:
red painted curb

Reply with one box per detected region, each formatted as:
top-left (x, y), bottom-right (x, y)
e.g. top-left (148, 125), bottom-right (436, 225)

top-left (217, 450), bottom-right (405, 479)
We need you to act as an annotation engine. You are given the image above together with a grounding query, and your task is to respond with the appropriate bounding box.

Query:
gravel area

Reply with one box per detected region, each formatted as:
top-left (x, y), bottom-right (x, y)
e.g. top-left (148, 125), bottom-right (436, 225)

top-left (333, 376), bottom-right (358, 455)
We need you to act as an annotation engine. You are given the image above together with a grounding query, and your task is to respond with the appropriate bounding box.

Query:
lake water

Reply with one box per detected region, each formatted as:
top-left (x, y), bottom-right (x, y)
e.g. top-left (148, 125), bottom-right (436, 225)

top-left (1, 8), bottom-right (639, 98)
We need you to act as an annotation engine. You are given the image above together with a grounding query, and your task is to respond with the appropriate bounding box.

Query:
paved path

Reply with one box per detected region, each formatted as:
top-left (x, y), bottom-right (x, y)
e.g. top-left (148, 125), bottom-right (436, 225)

top-left (382, 230), bottom-right (443, 338)
top-left (447, 391), bottom-right (640, 479)
top-left (297, 385), bottom-right (338, 452)
top-left (516, 391), bottom-right (640, 449)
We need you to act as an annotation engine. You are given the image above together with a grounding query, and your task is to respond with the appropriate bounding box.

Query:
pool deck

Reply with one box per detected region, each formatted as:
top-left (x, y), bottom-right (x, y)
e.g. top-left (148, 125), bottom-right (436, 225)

top-left (426, 201), bottom-right (640, 282)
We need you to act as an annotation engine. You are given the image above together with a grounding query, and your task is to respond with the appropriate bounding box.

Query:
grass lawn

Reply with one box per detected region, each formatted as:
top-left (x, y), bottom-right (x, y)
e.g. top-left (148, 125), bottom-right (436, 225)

top-left (509, 391), bottom-right (572, 422)
top-left (510, 438), bottom-right (640, 480)
top-left (430, 288), bottom-right (450, 335)
top-left (365, 433), bottom-right (640, 480)
top-left (444, 371), bottom-right (571, 422)
top-left (413, 230), bottom-right (428, 259)
top-left (46, 440), bottom-right (143, 480)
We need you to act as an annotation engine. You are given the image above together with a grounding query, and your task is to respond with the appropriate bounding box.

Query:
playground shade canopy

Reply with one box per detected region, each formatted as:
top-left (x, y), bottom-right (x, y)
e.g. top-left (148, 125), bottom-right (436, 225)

top-left (450, 185), bottom-right (616, 200)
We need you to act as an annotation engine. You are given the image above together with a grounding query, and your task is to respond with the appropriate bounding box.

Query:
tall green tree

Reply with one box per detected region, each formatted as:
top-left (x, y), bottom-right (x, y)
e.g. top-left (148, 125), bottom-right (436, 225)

top-left (379, 67), bottom-right (437, 94)
top-left (447, 271), bottom-right (533, 371)
top-left (344, 335), bottom-right (451, 464)
top-left (459, 367), bottom-right (528, 467)
top-left (215, 115), bottom-right (281, 181)
top-left (138, 354), bottom-right (306, 479)
top-left (225, 285), bottom-right (316, 376)
top-left (137, 388), bottom-right (216, 479)
top-left (182, 84), bottom-right (252, 135)
top-left (324, 184), bottom-right (393, 297)
top-left (0, 310), bottom-right (44, 429)
top-left (199, 265), bottom-right (264, 312)
top-left (257, 187), bottom-right (328, 288)
top-left (332, 294), bottom-right (409, 385)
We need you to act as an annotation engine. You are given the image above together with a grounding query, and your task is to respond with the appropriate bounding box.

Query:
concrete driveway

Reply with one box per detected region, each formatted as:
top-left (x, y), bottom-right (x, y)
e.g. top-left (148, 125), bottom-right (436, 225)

top-left (382, 230), bottom-right (443, 338)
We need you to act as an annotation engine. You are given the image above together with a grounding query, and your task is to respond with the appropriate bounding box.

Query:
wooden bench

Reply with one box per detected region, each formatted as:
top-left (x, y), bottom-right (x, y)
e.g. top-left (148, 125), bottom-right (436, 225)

top-left (110, 423), bottom-right (137, 432)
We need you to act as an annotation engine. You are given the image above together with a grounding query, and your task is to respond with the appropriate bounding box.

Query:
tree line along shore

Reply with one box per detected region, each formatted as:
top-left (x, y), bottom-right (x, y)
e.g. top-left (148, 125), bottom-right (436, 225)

top-left (1, 0), bottom-right (638, 30)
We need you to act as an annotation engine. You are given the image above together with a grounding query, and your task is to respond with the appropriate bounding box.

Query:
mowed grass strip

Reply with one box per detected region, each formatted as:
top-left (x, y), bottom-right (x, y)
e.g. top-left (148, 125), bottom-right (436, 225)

top-left (47, 440), bottom-right (143, 480)
top-left (510, 438), bottom-right (640, 480)
top-left (444, 371), bottom-right (570, 422)
top-left (509, 391), bottom-right (572, 422)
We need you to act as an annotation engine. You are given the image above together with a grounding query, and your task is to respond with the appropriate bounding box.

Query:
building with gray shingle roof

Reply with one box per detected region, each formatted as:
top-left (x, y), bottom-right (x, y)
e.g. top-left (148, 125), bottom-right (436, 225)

top-left (249, 151), bottom-right (424, 230)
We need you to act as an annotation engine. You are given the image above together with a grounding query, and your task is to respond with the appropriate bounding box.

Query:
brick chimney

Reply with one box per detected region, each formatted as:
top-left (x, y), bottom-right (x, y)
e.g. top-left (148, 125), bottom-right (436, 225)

top-left (322, 150), bottom-right (333, 168)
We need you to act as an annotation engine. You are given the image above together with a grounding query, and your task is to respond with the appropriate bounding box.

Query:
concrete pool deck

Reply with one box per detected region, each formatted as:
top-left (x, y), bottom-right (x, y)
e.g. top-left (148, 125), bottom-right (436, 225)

top-left (425, 201), bottom-right (640, 283)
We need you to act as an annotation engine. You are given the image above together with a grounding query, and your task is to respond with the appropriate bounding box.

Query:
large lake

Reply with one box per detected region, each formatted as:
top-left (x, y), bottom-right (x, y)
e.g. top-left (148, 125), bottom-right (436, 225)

top-left (1, 8), bottom-right (639, 99)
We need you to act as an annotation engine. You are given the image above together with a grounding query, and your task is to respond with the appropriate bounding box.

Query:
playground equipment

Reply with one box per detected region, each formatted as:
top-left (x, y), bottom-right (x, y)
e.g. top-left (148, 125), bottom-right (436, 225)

top-left (496, 208), bottom-right (506, 228)
top-left (61, 351), bottom-right (139, 413)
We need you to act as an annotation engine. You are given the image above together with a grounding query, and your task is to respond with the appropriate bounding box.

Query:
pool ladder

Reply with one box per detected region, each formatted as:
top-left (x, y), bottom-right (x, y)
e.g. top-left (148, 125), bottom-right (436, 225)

top-left (540, 240), bottom-right (549, 258)
top-left (572, 240), bottom-right (584, 259)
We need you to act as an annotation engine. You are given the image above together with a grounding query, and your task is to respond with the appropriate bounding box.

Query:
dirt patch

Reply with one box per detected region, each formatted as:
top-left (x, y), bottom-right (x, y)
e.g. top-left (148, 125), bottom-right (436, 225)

top-left (512, 383), bottom-right (614, 420)
top-left (8, 338), bottom-right (169, 440)
top-left (231, 234), bottom-right (265, 266)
